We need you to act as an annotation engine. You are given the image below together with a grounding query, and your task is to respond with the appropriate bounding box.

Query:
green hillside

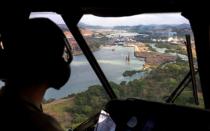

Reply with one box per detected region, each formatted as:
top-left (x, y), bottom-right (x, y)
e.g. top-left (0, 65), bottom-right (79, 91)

top-left (43, 59), bottom-right (204, 130)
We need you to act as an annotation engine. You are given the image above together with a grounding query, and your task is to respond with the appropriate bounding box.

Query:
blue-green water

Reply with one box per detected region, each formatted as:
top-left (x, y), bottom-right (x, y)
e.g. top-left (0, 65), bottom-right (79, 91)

top-left (45, 46), bottom-right (145, 100)
top-left (0, 44), bottom-right (187, 100)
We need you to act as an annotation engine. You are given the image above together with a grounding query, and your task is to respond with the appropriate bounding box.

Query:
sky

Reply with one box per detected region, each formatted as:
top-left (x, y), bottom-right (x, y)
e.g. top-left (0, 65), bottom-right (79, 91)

top-left (30, 12), bottom-right (189, 27)
top-left (30, 12), bottom-right (65, 24)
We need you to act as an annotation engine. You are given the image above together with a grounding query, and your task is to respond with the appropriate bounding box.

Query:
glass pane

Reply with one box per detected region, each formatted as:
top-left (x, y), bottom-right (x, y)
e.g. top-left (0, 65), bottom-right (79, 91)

top-left (78, 13), bottom-right (204, 108)
top-left (30, 12), bottom-right (109, 130)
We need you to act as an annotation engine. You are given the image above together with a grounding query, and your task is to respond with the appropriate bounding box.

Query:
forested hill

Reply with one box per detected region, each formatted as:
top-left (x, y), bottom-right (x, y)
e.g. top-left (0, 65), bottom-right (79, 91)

top-left (113, 24), bottom-right (192, 37)
top-left (43, 59), bottom-right (203, 129)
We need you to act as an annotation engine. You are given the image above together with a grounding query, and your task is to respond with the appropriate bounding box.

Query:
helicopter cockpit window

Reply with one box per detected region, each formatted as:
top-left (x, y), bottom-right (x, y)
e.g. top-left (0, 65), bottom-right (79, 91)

top-left (28, 12), bottom-right (204, 130)
top-left (30, 12), bottom-right (109, 129)
top-left (78, 13), bottom-right (204, 108)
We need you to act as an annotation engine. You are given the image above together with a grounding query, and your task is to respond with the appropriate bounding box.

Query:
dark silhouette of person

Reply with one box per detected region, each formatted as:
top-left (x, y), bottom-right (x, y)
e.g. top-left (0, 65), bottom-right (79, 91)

top-left (0, 18), bottom-right (72, 131)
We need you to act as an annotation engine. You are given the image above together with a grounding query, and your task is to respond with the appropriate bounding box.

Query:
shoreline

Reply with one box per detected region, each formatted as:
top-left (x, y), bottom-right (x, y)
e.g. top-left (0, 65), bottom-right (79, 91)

top-left (123, 43), bottom-right (177, 69)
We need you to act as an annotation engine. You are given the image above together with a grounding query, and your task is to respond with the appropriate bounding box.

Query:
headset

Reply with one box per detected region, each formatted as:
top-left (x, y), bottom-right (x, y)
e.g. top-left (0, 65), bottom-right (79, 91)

top-left (0, 18), bottom-right (73, 89)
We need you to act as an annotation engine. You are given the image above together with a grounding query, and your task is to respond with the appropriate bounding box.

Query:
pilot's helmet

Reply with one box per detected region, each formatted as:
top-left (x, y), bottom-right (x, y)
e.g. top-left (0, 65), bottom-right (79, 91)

top-left (2, 18), bottom-right (72, 89)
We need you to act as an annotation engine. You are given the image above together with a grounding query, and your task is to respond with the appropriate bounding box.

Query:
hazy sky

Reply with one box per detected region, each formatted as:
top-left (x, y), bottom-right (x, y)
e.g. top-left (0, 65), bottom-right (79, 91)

top-left (30, 12), bottom-right (189, 26)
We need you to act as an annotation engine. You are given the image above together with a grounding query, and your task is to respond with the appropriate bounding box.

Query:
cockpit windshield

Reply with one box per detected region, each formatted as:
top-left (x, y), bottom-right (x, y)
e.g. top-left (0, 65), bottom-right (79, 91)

top-left (27, 12), bottom-right (204, 130)
top-left (78, 13), bottom-right (203, 107)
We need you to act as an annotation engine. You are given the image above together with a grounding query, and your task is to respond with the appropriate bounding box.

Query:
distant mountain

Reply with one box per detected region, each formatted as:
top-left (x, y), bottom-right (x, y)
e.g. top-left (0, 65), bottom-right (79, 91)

top-left (113, 24), bottom-right (191, 30)
top-left (175, 23), bottom-right (191, 29)
top-left (112, 24), bottom-right (192, 37)
top-left (58, 22), bottom-right (192, 38)
top-left (58, 23), bottom-right (111, 31)
top-left (78, 22), bottom-right (111, 29)
top-left (59, 22), bottom-right (191, 31)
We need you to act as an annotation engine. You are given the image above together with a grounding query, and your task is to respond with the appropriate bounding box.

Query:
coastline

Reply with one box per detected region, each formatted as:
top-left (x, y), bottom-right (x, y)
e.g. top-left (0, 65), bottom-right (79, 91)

top-left (124, 43), bottom-right (177, 69)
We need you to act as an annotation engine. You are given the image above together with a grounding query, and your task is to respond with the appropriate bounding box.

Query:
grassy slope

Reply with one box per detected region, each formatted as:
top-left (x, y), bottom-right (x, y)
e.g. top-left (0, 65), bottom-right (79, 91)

top-left (43, 97), bottom-right (74, 129)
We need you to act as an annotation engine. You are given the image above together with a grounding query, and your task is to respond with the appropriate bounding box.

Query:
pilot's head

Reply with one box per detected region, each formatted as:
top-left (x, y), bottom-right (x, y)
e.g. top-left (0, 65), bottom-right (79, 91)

top-left (2, 18), bottom-right (72, 90)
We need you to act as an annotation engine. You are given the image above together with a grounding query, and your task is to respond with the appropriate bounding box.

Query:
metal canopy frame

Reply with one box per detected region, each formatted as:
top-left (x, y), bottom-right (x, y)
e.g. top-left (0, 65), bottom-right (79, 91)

top-left (1, 2), bottom-right (210, 130)
top-left (59, 10), bottom-right (210, 109)
top-left (62, 14), bottom-right (117, 100)
top-left (1, 1), bottom-right (210, 109)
